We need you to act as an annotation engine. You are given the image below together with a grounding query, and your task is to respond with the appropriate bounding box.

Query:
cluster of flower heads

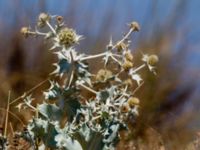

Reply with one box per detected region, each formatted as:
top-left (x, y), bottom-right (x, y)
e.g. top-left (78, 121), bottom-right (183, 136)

top-left (18, 13), bottom-right (158, 150)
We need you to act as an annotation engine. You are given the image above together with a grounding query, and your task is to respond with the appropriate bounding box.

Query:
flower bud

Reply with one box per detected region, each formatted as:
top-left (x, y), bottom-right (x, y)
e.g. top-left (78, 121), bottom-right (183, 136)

top-left (20, 27), bottom-right (29, 38)
top-left (128, 97), bottom-right (140, 108)
top-left (129, 22), bottom-right (140, 31)
top-left (147, 54), bottom-right (159, 66)
top-left (121, 103), bottom-right (130, 113)
top-left (123, 79), bottom-right (133, 86)
top-left (56, 16), bottom-right (63, 24)
top-left (122, 60), bottom-right (133, 71)
top-left (116, 42), bottom-right (127, 52)
top-left (37, 13), bottom-right (51, 28)
top-left (125, 51), bottom-right (133, 61)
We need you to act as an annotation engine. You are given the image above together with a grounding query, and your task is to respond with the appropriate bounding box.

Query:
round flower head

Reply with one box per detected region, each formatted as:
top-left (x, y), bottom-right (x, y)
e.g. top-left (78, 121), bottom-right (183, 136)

top-left (147, 54), bottom-right (159, 66)
top-left (58, 28), bottom-right (80, 48)
top-left (128, 97), bottom-right (140, 108)
top-left (122, 60), bottom-right (133, 71)
top-left (129, 21), bottom-right (140, 31)
top-left (96, 69), bottom-right (113, 82)
top-left (37, 13), bottom-right (51, 28)
top-left (20, 27), bottom-right (29, 38)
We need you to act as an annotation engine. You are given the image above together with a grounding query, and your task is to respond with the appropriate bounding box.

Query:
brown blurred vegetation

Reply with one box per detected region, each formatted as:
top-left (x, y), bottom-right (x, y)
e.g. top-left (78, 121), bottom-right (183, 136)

top-left (0, 0), bottom-right (199, 149)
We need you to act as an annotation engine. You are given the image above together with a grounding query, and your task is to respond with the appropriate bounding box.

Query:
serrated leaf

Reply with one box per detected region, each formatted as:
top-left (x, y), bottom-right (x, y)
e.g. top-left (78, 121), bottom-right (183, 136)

top-left (43, 81), bottom-right (61, 100)
top-left (38, 103), bottom-right (63, 121)
top-left (76, 62), bottom-right (92, 86)
top-left (97, 91), bottom-right (109, 103)
top-left (103, 124), bottom-right (120, 144)
top-left (28, 118), bottom-right (58, 148)
top-left (73, 124), bottom-right (104, 150)
top-left (55, 133), bottom-right (83, 150)
top-left (58, 58), bottom-right (71, 74)
top-left (63, 98), bottom-right (81, 122)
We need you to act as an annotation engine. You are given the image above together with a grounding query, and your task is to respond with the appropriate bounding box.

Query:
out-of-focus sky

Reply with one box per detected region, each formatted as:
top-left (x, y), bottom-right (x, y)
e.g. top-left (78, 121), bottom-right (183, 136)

top-left (0, 0), bottom-right (199, 65)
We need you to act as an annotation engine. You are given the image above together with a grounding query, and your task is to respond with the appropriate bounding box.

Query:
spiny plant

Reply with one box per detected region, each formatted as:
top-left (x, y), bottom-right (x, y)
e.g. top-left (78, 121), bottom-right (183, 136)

top-left (1, 13), bottom-right (158, 150)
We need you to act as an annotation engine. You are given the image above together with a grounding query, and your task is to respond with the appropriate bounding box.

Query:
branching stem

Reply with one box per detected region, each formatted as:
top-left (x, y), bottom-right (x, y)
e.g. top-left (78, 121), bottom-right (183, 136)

top-left (113, 28), bottom-right (133, 49)
top-left (10, 76), bottom-right (51, 105)
top-left (4, 91), bottom-right (11, 137)
top-left (78, 83), bottom-right (97, 95)
top-left (46, 21), bottom-right (57, 35)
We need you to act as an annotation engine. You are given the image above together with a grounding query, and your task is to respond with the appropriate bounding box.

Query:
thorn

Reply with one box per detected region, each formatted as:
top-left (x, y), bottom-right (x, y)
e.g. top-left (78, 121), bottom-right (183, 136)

top-left (107, 36), bottom-right (113, 50)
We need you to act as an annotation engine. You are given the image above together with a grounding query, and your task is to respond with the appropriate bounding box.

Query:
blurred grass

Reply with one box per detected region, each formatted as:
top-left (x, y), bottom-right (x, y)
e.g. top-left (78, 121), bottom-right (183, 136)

top-left (0, 0), bottom-right (200, 149)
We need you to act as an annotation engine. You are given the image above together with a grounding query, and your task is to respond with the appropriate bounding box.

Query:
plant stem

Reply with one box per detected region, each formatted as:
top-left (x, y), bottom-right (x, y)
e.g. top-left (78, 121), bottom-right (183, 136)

top-left (131, 64), bottom-right (146, 73)
top-left (110, 55), bottom-right (122, 65)
top-left (0, 108), bottom-right (25, 126)
top-left (80, 52), bottom-right (107, 61)
top-left (113, 28), bottom-right (133, 49)
top-left (35, 31), bottom-right (47, 36)
top-left (78, 83), bottom-right (97, 94)
top-left (80, 29), bottom-right (134, 62)
top-left (4, 91), bottom-right (11, 137)
top-left (132, 81), bottom-right (144, 95)
top-left (9, 122), bottom-right (14, 137)
top-left (46, 21), bottom-right (56, 35)
top-left (10, 77), bottom-right (51, 105)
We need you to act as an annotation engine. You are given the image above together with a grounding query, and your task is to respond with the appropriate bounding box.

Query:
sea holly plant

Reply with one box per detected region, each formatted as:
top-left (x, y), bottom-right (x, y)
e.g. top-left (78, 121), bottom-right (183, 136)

top-left (6, 13), bottom-right (158, 150)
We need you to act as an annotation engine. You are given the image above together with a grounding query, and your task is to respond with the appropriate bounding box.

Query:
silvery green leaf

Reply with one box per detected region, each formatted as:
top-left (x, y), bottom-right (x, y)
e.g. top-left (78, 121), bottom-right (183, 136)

top-left (43, 81), bottom-right (61, 100)
top-left (141, 54), bottom-right (149, 62)
top-left (76, 62), bottom-right (92, 86)
top-left (130, 73), bottom-right (142, 86)
top-left (97, 90), bottom-right (110, 103)
top-left (57, 58), bottom-right (71, 74)
top-left (55, 133), bottom-right (83, 150)
top-left (38, 103), bottom-right (63, 121)
top-left (24, 95), bottom-right (34, 105)
top-left (103, 124), bottom-right (120, 144)
top-left (63, 98), bottom-right (81, 122)
top-left (45, 31), bottom-right (54, 39)
top-left (103, 51), bottom-right (112, 66)
top-left (73, 125), bottom-right (104, 150)
top-left (28, 118), bottom-right (58, 148)
top-left (28, 118), bottom-right (48, 138)
top-left (78, 124), bottom-right (92, 142)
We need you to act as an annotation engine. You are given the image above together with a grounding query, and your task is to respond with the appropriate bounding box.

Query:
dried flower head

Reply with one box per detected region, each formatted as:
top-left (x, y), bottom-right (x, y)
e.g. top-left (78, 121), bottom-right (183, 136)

top-left (129, 21), bottom-right (140, 31)
top-left (58, 28), bottom-right (78, 48)
top-left (96, 69), bottom-right (113, 82)
top-left (123, 79), bottom-right (133, 86)
top-left (147, 54), bottom-right (159, 66)
top-left (20, 27), bottom-right (29, 38)
top-left (122, 60), bottom-right (133, 71)
top-left (128, 97), bottom-right (140, 107)
top-left (37, 13), bottom-right (51, 28)
top-left (56, 16), bottom-right (63, 24)
top-left (124, 51), bottom-right (133, 61)
top-left (116, 42), bottom-right (127, 52)
top-left (121, 103), bottom-right (130, 113)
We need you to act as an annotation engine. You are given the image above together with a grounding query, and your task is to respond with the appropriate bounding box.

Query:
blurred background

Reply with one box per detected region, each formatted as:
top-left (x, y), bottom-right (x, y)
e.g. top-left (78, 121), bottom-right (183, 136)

top-left (0, 0), bottom-right (200, 149)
